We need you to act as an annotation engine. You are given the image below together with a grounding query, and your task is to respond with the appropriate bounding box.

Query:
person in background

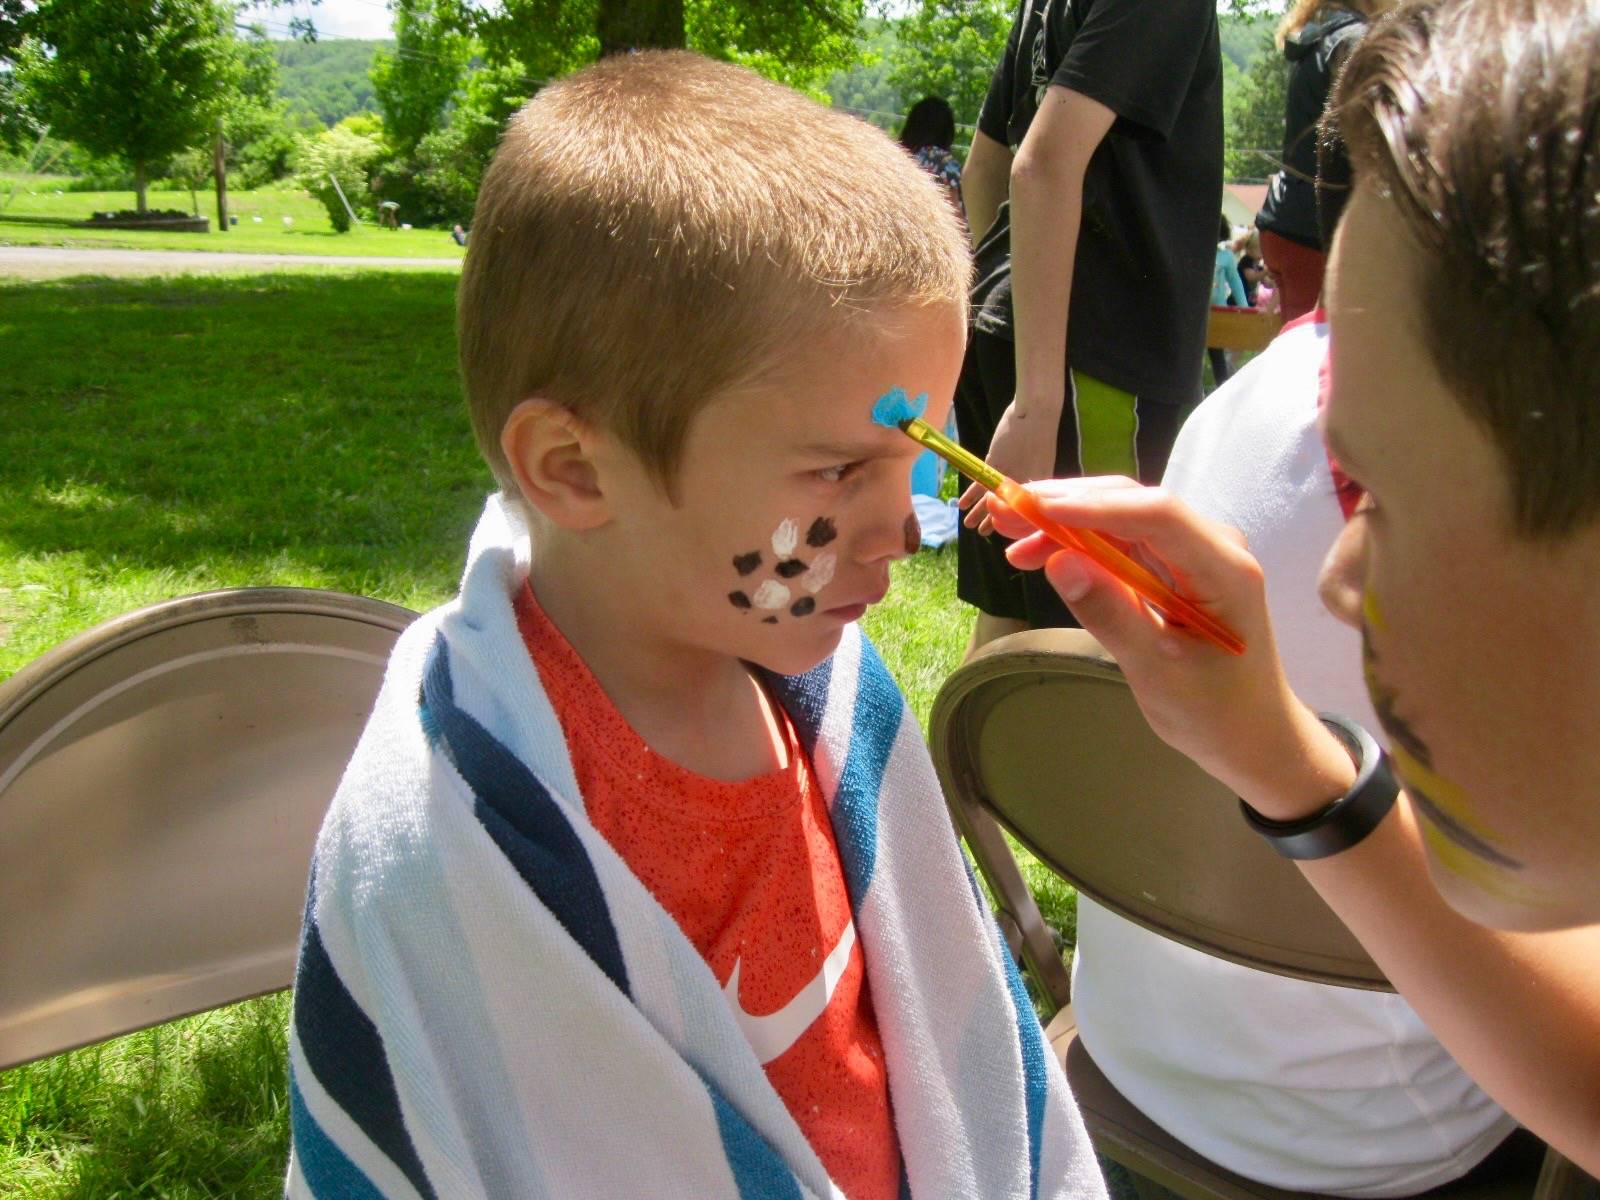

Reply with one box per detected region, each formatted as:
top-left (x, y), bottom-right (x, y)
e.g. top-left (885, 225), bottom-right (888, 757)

top-left (1255, 0), bottom-right (1393, 320)
top-left (956, 0), bottom-right (1222, 649)
top-left (1208, 216), bottom-right (1248, 386)
top-left (1235, 227), bottom-right (1265, 306)
top-left (899, 97), bottom-right (964, 206)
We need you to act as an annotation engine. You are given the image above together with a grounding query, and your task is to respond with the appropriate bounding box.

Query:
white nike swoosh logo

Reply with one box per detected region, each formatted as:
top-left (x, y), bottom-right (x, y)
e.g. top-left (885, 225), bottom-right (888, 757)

top-left (723, 919), bottom-right (858, 1065)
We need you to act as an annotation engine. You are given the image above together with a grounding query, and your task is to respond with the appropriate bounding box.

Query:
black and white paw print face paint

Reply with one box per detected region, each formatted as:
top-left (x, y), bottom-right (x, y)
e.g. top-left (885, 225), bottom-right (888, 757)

top-left (727, 516), bottom-right (840, 626)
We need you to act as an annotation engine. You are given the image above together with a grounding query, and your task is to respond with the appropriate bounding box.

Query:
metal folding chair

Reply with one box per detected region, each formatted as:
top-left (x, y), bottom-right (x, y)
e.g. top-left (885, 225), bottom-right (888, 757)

top-left (0, 588), bottom-right (414, 1071)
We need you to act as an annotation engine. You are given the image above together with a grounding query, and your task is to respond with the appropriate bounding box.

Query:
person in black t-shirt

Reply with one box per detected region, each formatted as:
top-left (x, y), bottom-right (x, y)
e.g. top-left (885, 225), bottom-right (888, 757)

top-left (957, 0), bottom-right (1223, 647)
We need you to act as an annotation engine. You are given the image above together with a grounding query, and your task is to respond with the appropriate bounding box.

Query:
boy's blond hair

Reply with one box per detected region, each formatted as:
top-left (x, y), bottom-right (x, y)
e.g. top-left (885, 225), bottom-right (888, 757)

top-left (458, 51), bottom-right (972, 496)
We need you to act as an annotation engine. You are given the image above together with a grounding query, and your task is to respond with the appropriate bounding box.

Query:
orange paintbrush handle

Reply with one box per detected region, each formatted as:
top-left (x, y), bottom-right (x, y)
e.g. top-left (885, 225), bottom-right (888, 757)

top-left (998, 480), bottom-right (1246, 655)
top-left (893, 415), bottom-right (1246, 654)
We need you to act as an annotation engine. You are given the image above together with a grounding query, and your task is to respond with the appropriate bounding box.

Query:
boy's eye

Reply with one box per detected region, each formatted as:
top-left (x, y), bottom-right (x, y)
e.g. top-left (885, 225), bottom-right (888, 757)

top-left (816, 462), bottom-right (862, 484)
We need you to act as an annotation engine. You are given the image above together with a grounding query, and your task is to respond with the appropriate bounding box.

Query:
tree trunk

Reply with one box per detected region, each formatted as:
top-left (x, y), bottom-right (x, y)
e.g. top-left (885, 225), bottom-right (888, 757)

top-left (214, 124), bottom-right (228, 234)
top-left (597, 0), bottom-right (685, 56)
top-left (134, 161), bottom-right (147, 214)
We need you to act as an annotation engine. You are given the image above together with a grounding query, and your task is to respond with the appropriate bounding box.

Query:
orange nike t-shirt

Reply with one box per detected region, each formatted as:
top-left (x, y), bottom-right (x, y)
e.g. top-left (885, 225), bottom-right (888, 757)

top-left (514, 584), bottom-right (902, 1199)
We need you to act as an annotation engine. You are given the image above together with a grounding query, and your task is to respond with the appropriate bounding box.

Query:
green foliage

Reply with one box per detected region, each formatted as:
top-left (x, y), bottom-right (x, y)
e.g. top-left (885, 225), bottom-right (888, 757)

top-left (0, 0), bottom-right (35, 153)
top-left (1219, 9), bottom-right (1279, 70)
top-left (372, 0), bottom-right (472, 157)
top-left (476, 0), bottom-right (866, 95)
top-left (686, 0), bottom-right (867, 95)
top-left (1224, 21), bottom-right (1288, 182)
top-left (474, 0), bottom-right (595, 80)
top-left (273, 38), bottom-right (385, 126)
top-left (887, 0), bottom-right (1010, 131)
top-left (375, 55), bottom-right (531, 225)
top-left (825, 19), bottom-right (904, 122)
top-left (21, 0), bottom-right (242, 210)
top-left (228, 105), bottom-right (300, 189)
top-left (224, 26), bottom-right (300, 188)
top-left (292, 125), bottom-right (383, 231)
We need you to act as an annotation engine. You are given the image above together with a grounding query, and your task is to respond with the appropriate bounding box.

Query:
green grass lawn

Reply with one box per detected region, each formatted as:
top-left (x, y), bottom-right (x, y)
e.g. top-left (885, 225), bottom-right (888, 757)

top-left (0, 270), bottom-right (1074, 1195)
top-left (0, 173), bottom-right (464, 259)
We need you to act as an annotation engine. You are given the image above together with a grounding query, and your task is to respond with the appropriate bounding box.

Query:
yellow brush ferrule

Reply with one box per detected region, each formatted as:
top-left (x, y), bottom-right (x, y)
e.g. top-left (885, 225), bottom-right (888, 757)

top-left (900, 416), bottom-right (1004, 492)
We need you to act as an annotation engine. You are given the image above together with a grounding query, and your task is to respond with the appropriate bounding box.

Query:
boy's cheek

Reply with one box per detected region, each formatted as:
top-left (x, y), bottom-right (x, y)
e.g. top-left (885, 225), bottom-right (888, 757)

top-left (723, 511), bottom-right (843, 625)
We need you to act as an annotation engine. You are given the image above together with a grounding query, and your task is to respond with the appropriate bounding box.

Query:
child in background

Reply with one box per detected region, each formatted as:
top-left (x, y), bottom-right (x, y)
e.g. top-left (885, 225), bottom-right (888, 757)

top-left (285, 51), bottom-right (1104, 1200)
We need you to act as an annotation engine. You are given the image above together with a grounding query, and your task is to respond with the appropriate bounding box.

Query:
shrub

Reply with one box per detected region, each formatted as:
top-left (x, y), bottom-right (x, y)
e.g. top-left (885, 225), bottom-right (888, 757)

top-left (291, 125), bottom-right (382, 232)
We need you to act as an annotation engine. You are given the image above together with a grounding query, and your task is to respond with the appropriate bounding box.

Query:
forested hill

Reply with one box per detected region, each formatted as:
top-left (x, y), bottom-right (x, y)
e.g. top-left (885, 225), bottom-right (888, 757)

top-left (272, 15), bottom-right (1271, 135)
top-left (274, 39), bottom-right (389, 126)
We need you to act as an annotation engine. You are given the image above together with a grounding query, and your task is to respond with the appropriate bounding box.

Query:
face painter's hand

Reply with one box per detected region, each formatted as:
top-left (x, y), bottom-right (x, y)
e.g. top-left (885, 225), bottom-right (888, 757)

top-left (960, 394), bottom-right (1063, 536)
top-left (988, 479), bottom-right (1355, 818)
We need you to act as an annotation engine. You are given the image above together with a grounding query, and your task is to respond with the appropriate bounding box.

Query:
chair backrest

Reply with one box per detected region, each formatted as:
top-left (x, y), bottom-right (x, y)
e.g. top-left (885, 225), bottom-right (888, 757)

top-left (1207, 305), bottom-right (1283, 353)
top-left (929, 627), bottom-right (1385, 1005)
top-left (0, 588), bottom-right (415, 1071)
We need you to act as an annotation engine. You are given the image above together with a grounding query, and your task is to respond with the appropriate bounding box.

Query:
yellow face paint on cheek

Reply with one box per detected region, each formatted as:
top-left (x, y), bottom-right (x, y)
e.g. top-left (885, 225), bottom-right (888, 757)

top-left (1417, 818), bottom-right (1549, 908)
top-left (1362, 587), bottom-right (1386, 634)
top-left (1389, 745), bottom-right (1517, 865)
top-left (1369, 588), bottom-right (1529, 883)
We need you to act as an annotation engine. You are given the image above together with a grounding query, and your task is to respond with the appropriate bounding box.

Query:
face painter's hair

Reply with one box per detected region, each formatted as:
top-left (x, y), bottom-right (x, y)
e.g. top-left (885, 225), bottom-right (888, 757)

top-left (1333, 0), bottom-right (1600, 536)
top-left (458, 51), bottom-right (972, 496)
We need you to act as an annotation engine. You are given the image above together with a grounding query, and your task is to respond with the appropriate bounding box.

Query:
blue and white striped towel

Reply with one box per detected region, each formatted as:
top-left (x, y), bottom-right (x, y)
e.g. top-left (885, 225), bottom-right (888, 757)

top-left (286, 494), bottom-right (1105, 1199)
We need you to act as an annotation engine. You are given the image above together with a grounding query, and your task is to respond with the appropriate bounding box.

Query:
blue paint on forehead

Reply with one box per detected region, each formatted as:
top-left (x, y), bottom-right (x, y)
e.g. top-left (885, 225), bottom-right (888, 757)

top-left (869, 387), bottom-right (927, 428)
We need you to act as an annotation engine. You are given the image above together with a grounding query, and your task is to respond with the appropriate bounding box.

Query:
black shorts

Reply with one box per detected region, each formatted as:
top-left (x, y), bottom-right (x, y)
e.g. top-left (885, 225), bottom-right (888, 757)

top-left (953, 328), bottom-right (1185, 627)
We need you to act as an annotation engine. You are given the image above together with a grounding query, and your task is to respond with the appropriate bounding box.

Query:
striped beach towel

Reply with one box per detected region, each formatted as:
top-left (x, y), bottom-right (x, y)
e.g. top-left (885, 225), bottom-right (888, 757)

top-left (286, 495), bottom-right (1105, 1199)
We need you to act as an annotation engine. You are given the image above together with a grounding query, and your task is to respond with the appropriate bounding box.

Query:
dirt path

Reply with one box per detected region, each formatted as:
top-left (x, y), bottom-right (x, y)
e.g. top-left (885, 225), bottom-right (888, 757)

top-left (0, 245), bottom-right (461, 280)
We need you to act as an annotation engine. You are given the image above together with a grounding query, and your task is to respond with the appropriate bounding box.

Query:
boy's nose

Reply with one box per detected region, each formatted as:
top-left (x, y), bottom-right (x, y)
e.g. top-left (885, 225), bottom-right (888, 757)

top-left (1318, 515), bottom-right (1367, 629)
top-left (858, 507), bottom-right (921, 564)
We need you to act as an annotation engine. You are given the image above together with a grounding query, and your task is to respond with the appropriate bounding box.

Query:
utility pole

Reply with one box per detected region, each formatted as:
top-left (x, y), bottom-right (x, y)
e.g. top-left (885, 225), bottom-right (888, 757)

top-left (214, 116), bottom-right (228, 233)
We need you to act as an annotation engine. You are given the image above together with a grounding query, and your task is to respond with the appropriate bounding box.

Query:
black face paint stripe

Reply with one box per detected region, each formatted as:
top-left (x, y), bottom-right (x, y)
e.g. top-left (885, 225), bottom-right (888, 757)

top-left (806, 517), bottom-right (837, 548)
top-left (790, 597), bottom-right (815, 617)
top-left (729, 591), bottom-right (752, 610)
top-left (762, 616), bottom-right (779, 624)
top-left (1362, 621), bottom-right (1433, 768)
top-left (775, 559), bottom-right (807, 578)
top-left (733, 551), bottom-right (762, 576)
top-left (903, 512), bottom-right (921, 556)
top-left (1407, 783), bottom-right (1527, 870)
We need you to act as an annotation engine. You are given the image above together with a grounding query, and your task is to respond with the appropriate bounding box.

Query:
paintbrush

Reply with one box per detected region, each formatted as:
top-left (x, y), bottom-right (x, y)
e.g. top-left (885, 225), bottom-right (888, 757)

top-left (884, 398), bottom-right (1245, 656)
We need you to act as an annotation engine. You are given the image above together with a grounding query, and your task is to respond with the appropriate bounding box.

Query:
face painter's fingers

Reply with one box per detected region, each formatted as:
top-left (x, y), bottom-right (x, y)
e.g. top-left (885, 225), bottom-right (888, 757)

top-left (996, 480), bottom-right (1251, 593)
top-left (961, 483), bottom-right (999, 535)
top-left (985, 476), bottom-right (1143, 543)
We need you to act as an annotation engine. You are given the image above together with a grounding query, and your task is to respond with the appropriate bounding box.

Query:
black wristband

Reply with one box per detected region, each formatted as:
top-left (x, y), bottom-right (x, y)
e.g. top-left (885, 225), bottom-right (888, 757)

top-left (1239, 714), bottom-right (1399, 860)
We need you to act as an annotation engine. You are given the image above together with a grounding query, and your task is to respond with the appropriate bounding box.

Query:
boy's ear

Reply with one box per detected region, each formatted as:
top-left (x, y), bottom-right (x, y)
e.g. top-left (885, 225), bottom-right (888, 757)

top-left (500, 398), bottom-right (612, 531)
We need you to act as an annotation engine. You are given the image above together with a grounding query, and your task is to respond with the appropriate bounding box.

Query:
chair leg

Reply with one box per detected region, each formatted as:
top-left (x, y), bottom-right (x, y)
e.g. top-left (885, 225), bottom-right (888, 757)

top-left (952, 794), bottom-right (1073, 1013)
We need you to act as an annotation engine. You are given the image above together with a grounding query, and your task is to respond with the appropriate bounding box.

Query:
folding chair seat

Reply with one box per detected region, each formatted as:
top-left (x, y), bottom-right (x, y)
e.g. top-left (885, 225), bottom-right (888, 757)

top-left (0, 588), bottom-right (415, 1071)
top-left (929, 627), bottom-right (1592, 1200)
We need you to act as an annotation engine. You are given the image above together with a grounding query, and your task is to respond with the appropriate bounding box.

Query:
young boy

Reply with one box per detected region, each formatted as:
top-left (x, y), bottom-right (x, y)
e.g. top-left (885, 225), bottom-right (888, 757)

top-left (285, 52), bottom-right (1104, 1199)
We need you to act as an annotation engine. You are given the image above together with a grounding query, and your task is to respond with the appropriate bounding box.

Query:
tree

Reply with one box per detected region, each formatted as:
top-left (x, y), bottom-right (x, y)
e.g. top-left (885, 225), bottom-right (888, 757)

top-left (371, 0), bottom-right (471, 157)
top-left (886, 0), bottom-right (1011, 132)
top-left (471, 0), bottom-right (866, 94)
top-left (23, 0), bottom-right (241, 212)
top-left (0, 0), bottom-right (37, 153)
top-left (1224, 22), bottom-right (1288, 182)
top-left (224, 28), bottom-right (298, 187)
top-left (825, 18), bottom-right (902, 120)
